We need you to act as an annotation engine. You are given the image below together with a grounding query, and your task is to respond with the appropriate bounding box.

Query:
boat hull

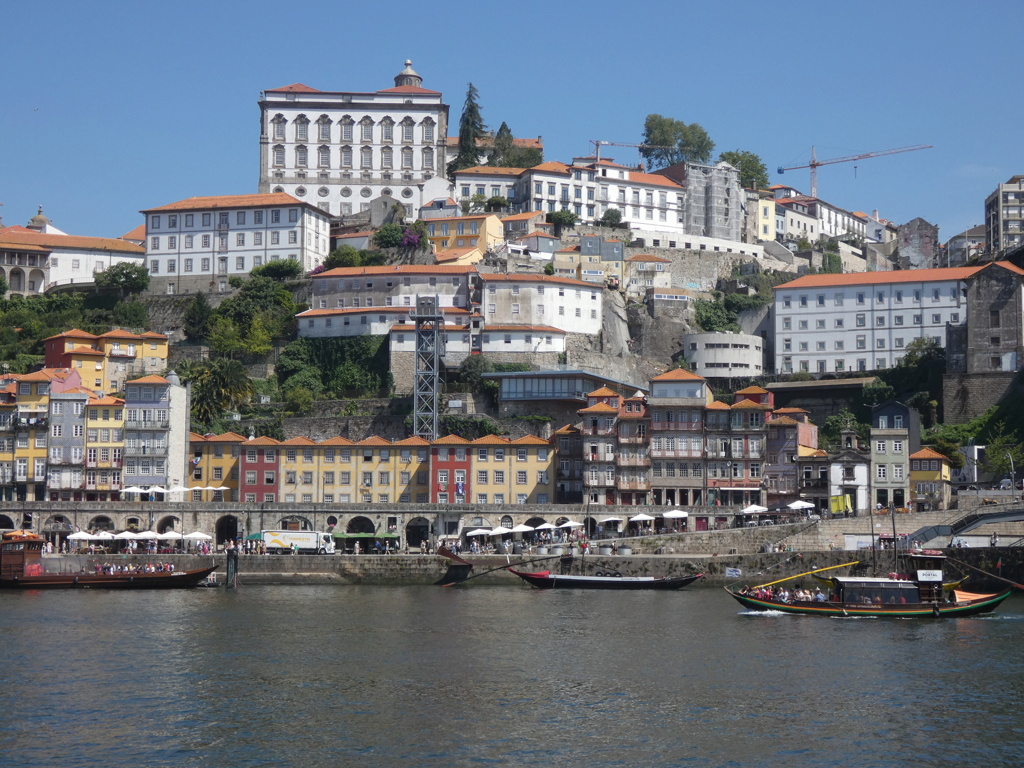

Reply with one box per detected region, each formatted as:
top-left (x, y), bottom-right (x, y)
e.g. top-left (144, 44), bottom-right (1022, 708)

top-left (725, 587), bottom-right (1012, 618)
top-left (0, 566), bottom-right (219, 590)
top-left (510, 569), bottom-right (703, 591)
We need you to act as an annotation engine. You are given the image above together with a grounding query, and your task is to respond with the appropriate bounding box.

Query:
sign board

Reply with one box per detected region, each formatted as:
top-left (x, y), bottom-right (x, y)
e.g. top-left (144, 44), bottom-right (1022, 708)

top-left (916, 570), bottom-right (943, 582)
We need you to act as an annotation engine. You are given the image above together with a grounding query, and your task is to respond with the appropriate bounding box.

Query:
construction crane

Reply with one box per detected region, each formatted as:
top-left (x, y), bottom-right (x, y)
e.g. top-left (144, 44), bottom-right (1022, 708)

top-left (590, 140), bottom-right (679, 165)
top-left (777, 144), bottom-right (932, 199)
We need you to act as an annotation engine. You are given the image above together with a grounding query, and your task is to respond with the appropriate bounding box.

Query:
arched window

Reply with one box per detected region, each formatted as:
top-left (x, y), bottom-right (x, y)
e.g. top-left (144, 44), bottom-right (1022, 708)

top-left (340, 116), bottom-right (354, 142)
top-left (360, 117), bottom-right (374, 142)
top-left (401, 147), bottom-right (413, 169)
top-left (317, 115), bottom-right (332, 141)
top-left (295, 145), bottom-right (308, 167)
top-left (422, 147), bottom-right (434, 170)
top-left (380, 117), bottom-right (394, 143)
top-left (272, 144), bottom-right (285, 166)
top-left (271, 114), bottom-right (286, 140)
top-left (294, 114), bottom-right (309, 141)
top-left (361, 146), bottom-right (373, 169)
top-left (341, 146), bottom-right (353, 168)
top-left (401, 118), bottom-right (414, 143)
top-left (381, 147), bottom-right (393, 169)
top-left (421, 117), bottom-right (435, 143)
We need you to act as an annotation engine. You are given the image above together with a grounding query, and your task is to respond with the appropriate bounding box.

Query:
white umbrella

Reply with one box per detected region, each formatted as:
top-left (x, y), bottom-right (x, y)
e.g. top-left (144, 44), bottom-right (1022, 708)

top-left (533, 523), bottom-right (557, 530)
top-left (509, 524), bottom-right (535, 533)
top-left (167, 485), bottom-right (191, 493)
top-left (68, 531), bottom-right (94, 541)
top-left (558, 520), bottom-right (583, 528)
top-left (135, 530), bottom-right (158, 539)
top-left (788, 500), bottom-right (815, 510)
top-left (158, 531), bottom-right (184, 540)
top-left (662, 510), bottom-right (689, 519)
top-left (184, 531), bottom-right (213, 540)
top-left (148, 487), bottom-right (168, 494)
top-left (95, 530), bottom-right (115, 540)
top-left (599, 516), bottom-right (623, 523)
top-left (465, 528), bottom-right (491, 536)
top-left (121, 486), bottom-right (146, 493)
top-left (115, 530), bottom-right (138, 539)
top-left (630, 513), bottom-right (655, 522)
top-left (489, 526), bottom-right (513, 536)
top-left (741, 504), bottom-right (768, 514)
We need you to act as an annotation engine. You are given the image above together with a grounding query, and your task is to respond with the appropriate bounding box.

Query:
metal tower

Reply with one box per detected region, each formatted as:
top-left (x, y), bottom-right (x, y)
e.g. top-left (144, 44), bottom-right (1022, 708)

top-left (411, 295), bottom-right (445, 440)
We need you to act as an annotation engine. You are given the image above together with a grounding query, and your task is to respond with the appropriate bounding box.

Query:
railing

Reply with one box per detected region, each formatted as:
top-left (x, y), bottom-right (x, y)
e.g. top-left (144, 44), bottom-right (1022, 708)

top-left (123, 445), bottom-right (168, 457)
top-left (587, 455), bottom-right (616, 463)
top-left (48, 457), bottom-right (84, 466)
top-left (650, 448), bottom-right (702, 459)
top-left (650, 421), bottom-right (703, 431)
top-left (86, 460), bottom-right (123, 469)
top-left (126, 420), bottom-right (170, 429)
top-left (616, 456), bottom-right (651, 467)
top-left (579, 426), bottom-right (615, 436)
top-left (615, 479), bottom-right (651, 491)
top-left (108, 349), bottom-right (136, 358)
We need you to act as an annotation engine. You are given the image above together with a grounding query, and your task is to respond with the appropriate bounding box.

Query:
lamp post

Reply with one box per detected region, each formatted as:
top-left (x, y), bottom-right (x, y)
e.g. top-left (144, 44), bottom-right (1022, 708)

top-left (1006, 452), bottom-right (1014, 491)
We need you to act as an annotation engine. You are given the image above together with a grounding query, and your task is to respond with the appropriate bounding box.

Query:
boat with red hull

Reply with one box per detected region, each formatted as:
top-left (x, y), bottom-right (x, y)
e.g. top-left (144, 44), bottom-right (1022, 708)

top-left (726, 551), bottom-right (1012, 618)
top-left (509, 568), bottom-right (704, 591)
top-left (0, 530), bottom-right (218, 590)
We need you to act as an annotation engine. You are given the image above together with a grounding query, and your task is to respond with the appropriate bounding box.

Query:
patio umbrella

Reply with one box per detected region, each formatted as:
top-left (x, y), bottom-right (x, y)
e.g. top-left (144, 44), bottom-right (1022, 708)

top-left (148, 487), bottom-right (168, 494)
top-left (630, 513), bottom-right (655, 522)
top-left (94, 530), bottom-right (115, 540)
top-left (489, 527), bottom-right (513, 536)
top-left (740, 504), bottom-right (768, 514)
top-left (121, 486), bottom-right (146, 494)
top-left (662, 510), bottom-right (689, 518)
top-left (115, 530), bottom-right (138, 539)
top-left (599, 516), bottom-right (623, 523)
top-left (135, 530), bottom-right (158, 539)
top-left (558, 520), bottom-right (583, 528)
top-left (788, 500), bottom-right (815, 510)
top-left (158, 531), bottom-right (184, 540)
top-left (184, 531), bottom-right (213, 540)
top-left (533, 523), bottom-right (557, 530)
top-left (465, 528), bottom-right (492, 536)
top-left (167, 485), bottom-right (191, 493)
top-left (509, 524), bottom-right (535, 533)
top-left (67, 531), bottom-right (94, 541)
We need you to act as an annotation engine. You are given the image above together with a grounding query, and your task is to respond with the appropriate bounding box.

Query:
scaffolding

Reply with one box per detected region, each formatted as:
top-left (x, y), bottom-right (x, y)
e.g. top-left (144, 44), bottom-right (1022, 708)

top-left (411, 295), bottom-right (445, 440)
top-left (684, 161), bottom-right (742, 242)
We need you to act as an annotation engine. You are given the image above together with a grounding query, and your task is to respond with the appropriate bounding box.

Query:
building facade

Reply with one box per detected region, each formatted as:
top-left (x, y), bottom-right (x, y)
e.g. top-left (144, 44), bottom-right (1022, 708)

top-left (984, 175), bottom-right (1024, 256)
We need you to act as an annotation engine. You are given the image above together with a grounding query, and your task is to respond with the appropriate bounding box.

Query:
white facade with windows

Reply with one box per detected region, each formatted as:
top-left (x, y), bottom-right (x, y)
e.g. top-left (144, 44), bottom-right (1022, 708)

top-left (141, 193), bottom-right (330, 294)
top-left (684, 332), bottom-right (765, 377)
top-left (773, 268), bottom-right (979, 374)
top-left (257, 61), bottom-right (450, 219)
top-left (478, 274), bottom-right (603, 335)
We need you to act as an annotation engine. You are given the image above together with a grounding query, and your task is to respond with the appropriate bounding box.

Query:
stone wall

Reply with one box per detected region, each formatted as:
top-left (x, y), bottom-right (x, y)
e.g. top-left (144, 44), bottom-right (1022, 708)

top-left (942, 372), bottom-right (1017, 424)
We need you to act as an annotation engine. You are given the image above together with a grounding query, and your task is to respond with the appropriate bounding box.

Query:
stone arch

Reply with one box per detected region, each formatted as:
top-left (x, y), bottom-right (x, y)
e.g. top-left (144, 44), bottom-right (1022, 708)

top-left (124, 516), bottom-right (142, 531)
top-left (28, 268), bottom-right (45, 293)
top-left (499, 514), bottom-right (514, 529)
top-left (525, 516), bottom-right (548, 528)
top-left (276, 514), bottom-right (313, 531)
top-left (88, 515), bottom-right (114, 532)
top-left (215, 515), bottom-right (241, 545)
top-left (405, 516), bottom-right (430, 548)
top-left (156, 514), bottom-right (182, 534)
top-left (0, 514), bottom-right (16, 529)
top-left (8, 268), bottom-right (24, 293)
top-left (346, 516), bottom-right (375, 534)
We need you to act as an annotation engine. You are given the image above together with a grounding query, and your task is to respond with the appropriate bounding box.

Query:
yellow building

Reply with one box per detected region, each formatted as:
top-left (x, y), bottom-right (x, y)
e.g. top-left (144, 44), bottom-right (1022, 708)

top-left (394, 436), bottom-right (431, 504)
top-left (189, 431), bottom-right (244, 502)
top-left (317, 436), bottom-right (357, 504)
top-left (12, 369), bottom-right (83, 501)
top-left (85, 394), bottom-right (125, 498)
top-left (910, 447), bottom-right (951, 511)
top-left (470, 434), bottom-right (555, 505)
top-left (43, 328), bottom-right (169, 394)
top-left (424, 214), bottom-right (503, 254)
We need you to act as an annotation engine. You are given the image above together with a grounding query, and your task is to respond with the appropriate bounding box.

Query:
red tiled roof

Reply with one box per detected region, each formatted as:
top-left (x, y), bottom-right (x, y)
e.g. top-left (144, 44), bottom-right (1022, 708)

top-left (142, 193), bottom-right (307, 213)
top-left (125, 375), bottom-right (169, 384)
top-left (511, 435), bottom-right (551, 445)
top-left (281, 437), bottom-right (317, 446)
top-left (314, 264), bottom-right (477, 278)
top-left (452, 166), bottom-right (525, 177)
top-left (478, 273), bottom-right (598, 290)
top-left (626, 254), bottom-right (671, 263)
top-left (706, 400), bottom-right (732, 410)
top-left (471, 434), bottom-right (511, 445)
top-left (650, 368), bottom-right (704, 382)
top-left (265, 83), bottom-right (322, 93)
top-left (577, 403), bottom-right (618, 414)
top-left (357, 436), bottom-right (392, 446)
top-left (911, 447), bottom-right (948, 460)
top-left (318, 436), bottom-right (355, 446)
top-left (432, 435), bottom-right (471, 445)
top-left (0, 230), bottom-right (143, 254)
top-left (587, 386), bottom-right (619, 397)
top-left (245, 436), bottom-right (282, 446)
top-left (376, 85), bottom-right (441, 95)
top-left (296, 306), bottom-right (470, 318)
top-left (42, 329), bottom-right (98, 342)
top-left (394, 436), bottom-right (430, 446)
top-left (120, 224), bottom-right (146, 242)
top-left (207, 432), bottom-right (247, 442)
top-left (736, 386), bottom-right (769, 395)
top-left (776, 266), bottom-right (984, 290)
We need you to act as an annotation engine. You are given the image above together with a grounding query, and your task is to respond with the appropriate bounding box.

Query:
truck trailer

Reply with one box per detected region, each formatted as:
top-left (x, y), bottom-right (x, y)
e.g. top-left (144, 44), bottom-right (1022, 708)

top-left (261, 530), bottom-right (336, 555)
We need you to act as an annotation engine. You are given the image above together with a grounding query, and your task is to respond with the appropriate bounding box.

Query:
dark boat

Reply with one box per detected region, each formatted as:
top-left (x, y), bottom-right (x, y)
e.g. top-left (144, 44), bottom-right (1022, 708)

top-left (725, 551), bottom-right (1011, 618)
top-left (509, 568), bottom-right (704, 591)
top-left (0, 530), bottom-right (218, 590)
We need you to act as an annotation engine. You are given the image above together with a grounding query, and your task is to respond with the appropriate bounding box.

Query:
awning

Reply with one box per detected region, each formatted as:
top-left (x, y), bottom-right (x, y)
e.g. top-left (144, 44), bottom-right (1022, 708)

top-left (331, 532), bottom-right (399, 539)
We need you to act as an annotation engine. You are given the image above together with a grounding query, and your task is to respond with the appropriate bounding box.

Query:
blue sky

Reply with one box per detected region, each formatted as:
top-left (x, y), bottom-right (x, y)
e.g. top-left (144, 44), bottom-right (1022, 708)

top-left (2, 1), bottom-right (1020, 244)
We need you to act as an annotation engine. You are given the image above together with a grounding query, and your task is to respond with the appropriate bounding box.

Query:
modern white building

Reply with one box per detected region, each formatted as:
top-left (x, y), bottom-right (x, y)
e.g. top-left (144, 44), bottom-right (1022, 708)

top-left (478, 274), bottom-right (603, 335)
top-left (309, 264), bottom-right (476, 311)
top-left (773, 267), bottom-right (980, 374)
top-left (684, 332), bottom-right (765, 378)
top-left (140, 193), bottom-right (331, 294)
top-left (257, 61), bottom-right (450, 219)
top-left (297, 306), bottom-right (473, 339)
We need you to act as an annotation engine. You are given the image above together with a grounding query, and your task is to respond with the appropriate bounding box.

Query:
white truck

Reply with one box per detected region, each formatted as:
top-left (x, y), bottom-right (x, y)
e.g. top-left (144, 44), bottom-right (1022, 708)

top-left (261, 530), bottom-right (336, 555)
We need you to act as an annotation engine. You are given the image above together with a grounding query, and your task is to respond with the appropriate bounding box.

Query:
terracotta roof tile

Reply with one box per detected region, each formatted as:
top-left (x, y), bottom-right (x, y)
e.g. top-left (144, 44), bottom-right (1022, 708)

top-left (0, 231), bottom-right (143, 255)
top-left (245, 436), bottom-right (282, 446)
top-left (141, 193), bottom-right (312, 213)
top-left (650, 368), bottom-right (704, 382)
top-left (471, 434), bottom-right (511, 445)
top-left (911, 447), bottom-right (948, 460)
top-left (735, 386), bottom-right (769, 395)
top-left (577, 403), bottom-right (618, 414)
top-left (126, 375), bottom-right (170, 385)
top-left (314, 264), bottom-right (477, 278)
top-left (776, 266), bottom-right (984, 290)
top-left (318, 436), bottom-right (355, 446)
top-left (432, 435), bottom-right (471, 445)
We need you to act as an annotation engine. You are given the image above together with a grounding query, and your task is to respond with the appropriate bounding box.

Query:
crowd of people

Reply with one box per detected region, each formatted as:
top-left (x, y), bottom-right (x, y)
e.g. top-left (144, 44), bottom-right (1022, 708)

top-left (738, 584), bottom-right (829, 603)
top-left (93, 562), bottom-right (176, 575)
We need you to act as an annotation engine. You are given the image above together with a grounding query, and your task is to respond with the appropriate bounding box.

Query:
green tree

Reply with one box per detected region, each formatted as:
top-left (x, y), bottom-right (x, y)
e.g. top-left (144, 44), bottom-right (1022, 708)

top-left (243, 314), bottom-right (274, 357)
top-left (216, 275), bottom-right (295, 336)
top-left (694, 298), bottom-right (739, 332)
top-left (980, 421), bottom-right (1024, 484)
top-left (206, 316), bottom-right (245, 358)
top-left (373, 223), bottom-right (404, 248)
top-left (485, 196), bottom-right (508, 212)
top-left (112, 299), bottom-right (148, 327)
top-left (598, 208), bottom-right (623, 228)
top-left (717, 149), bottom-right (769, 189)
top-left (931, 437), bottom-right (966, 471)
top-left (323, 245), bottom-right (362, 270)
top-left (284, 386), bottom-right (315, 415)
top-left (251, 258), bottom-right (303, 279)
top-left (640, 113), bottom-right (715, 169)
top-left (448, 82), bottom-right (487, 176)
top-left (820, 252), bottom-right (843, 274)
top-left (281, 366), bottom-right (325, 397)
top-left (183, 292), bottom-right (213, 340)
top-left (186, 358), bottom-right (254, 426)
top-left (0, 273), bottom-right (8, 296)
top-left (818, 409), bottom-right (868, 450)
top-left (458, 354), bottom-right (495, 392)
top-left (547, 210), bottom-right (578, 237)
top-left (489, 121), bottom-right (515, 167)
top-left (96, 262), bottom-right (150, 297)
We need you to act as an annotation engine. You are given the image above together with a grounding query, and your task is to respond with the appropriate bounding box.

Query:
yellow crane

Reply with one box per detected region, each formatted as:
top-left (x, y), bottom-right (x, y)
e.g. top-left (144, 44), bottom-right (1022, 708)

top-left (777, 144), bottom-right (933, 199)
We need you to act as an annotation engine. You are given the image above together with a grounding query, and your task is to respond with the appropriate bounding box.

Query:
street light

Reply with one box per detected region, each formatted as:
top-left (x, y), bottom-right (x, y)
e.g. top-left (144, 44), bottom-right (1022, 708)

top-left (1007, 452), bottom-right (1015, 492)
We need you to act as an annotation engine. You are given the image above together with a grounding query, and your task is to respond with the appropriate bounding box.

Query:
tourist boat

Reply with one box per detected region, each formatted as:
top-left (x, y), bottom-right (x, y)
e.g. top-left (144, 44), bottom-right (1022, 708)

top-left (0, 530), bottom-right (218, 590)
top-left (508, 568), bottom-right (704, 591)
top-left (725, 551), bottom-right (1012, 618)
top-left (809, 565), bottom-right (969, 594)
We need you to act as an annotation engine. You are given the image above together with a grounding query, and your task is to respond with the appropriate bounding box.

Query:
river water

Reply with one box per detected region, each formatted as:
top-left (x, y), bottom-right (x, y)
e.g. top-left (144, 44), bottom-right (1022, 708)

top-left (1, 584), bottom-right (1022, 768)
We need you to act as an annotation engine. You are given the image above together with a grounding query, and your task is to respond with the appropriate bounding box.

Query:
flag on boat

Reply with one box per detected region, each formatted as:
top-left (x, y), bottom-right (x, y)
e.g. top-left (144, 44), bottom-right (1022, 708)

top-left (726, 567), bottom-right (742, 578)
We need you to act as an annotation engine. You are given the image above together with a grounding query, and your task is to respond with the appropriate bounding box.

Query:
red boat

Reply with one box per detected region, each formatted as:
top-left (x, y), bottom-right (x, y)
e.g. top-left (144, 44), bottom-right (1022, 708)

top-left (0, 530), bottom-right (218, 590)
top-left (508, 568), bottom-right (704, 590)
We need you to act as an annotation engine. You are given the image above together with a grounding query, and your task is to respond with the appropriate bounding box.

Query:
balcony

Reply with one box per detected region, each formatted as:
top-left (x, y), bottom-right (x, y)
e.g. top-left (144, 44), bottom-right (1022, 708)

top-left (616, 478), bottom-right (651, 491)
top-left (126, 420), bottom-right (169, 430)
top-left (800, 478), bottom-right (828, 490)
top-left (0, 421), bottom-right (13, 431)
top-left (123, 445), bottom-right (168, 457)
top-left (580, 425), bottom-right (615, 436)
top-left (86, 460), bottom-right (123, 469)
top-left (585, 477), bottom-right (615, 488)
top-left (617, 433), bottom-right (648, 444)
top-left (15, 416), bottom-right (47, 428)
top-left (586, 454), bottom-right (616, 463)
top-left (616, 455), bottom-right (651, 468)
top-left (48, 457), bottom-right (84, 466)
top-left (107, 349), bottom-right (137, 358)
top-left (651, 421), bottom-right (702, 431)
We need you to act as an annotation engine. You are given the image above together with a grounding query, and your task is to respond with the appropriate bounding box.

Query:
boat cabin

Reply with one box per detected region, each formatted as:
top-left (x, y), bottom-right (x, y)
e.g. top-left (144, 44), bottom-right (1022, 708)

top-left (0, 531), bottom-right (45, 580)
top-left (831, 577), bottom-right (922, 605)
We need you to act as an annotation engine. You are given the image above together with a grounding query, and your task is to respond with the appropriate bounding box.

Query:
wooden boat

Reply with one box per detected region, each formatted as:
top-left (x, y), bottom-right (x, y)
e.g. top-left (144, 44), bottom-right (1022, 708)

top-left (509, 568), bottom-right (704, 591)
top-left (810, 569), bottom-right (969, 593)
top-left (0, 530), bottom-right (218, 590)
top-left (725, 551), bottom-right (1011, 618)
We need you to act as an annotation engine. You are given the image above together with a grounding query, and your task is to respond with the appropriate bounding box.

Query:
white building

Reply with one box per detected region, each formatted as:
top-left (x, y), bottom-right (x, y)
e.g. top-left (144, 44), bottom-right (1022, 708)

top-left (773, 267), bottom-right (981, 374)
top-left (257, 61), bottom-right (450, 219)
top-left (624, 254), bottom-right (671, 300)
top-left (684, 332), bottom-right (765, 378)
top-left (298, 306), bottom-right (473, 339)
top-left (140, 193), bottom-right (331, 294)
top-left (309, 264), bottom-right (476, 311)
top-left (478, 274), bottom-right (603, 335)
